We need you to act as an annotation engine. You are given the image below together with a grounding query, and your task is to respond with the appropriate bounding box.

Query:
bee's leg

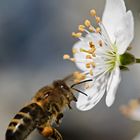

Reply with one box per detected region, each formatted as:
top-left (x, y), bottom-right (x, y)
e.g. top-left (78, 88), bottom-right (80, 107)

top-left (38, 126), bottom-right (63, 140)
top-left (56, 113), bottom-right (64, 126)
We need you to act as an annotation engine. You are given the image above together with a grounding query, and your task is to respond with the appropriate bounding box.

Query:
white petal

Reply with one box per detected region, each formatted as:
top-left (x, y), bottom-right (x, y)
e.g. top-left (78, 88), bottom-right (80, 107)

top-left (102, 0), bottom-right (126, 43)
top-left (106, 66), bottom-right (121, 107)
top-left (115, 11), bottom-right (134, 54)
top-left (73, 41), bottom-right (89, 71)
top-left (76, 73), bottom-right (109, 111)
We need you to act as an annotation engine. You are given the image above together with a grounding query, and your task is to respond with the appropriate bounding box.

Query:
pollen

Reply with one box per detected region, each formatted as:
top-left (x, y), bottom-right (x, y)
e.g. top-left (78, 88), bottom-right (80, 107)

top-left (91, 62), bottom-right (96, 67)
top-left (89, 26), bottom-right (94, 32)
top-left (63, 54), bottom-right (70, 60)
top-left (86, 63), bottom-right (91, 68)
top-left (70, 58), bottom-right (76, 62)
top-left (72, 32), bottom-right (82, 38)
top-left (78, 25), bottom-right (85, 32)
top-left (89, 48), bottom-right (96, 54)
top-left (89, 41), bottom-right (95, 48)
top-left (90, 9), bottom-right (96, 17)
top-left (95, 16), bottom-right (101, 23)
top-left (89, 69), bottom-right (93, 75)
top-left (73, 71), bottom-right (86, 83)
top-left (72, 48), bottom-right (77, 54)
top-left (84, 20), bottom-right (91, 27)
top-left (98, 40), bottom-right (103, 47)
top-left (86, 55), bottom-right (92, 59)
top-left (96, 27), bottom-right (101, 33)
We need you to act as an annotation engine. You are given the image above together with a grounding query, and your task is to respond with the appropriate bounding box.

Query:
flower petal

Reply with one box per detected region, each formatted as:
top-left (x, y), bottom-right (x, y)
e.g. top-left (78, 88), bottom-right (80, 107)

top-left (102, 0), bottom-right (126, 43)
top-left (76, 73), bottom-right (109, 111)
top-left (106, 66), bottom-right (121, 107)
top-left (115, 11), bottom-right (134, 55)
top-left (73, 40), bottom-right (89, 71)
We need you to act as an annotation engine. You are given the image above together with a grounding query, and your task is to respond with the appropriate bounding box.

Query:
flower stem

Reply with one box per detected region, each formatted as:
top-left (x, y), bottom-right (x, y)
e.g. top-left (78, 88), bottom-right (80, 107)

top-left (136, 58), bottom-right (140, 63)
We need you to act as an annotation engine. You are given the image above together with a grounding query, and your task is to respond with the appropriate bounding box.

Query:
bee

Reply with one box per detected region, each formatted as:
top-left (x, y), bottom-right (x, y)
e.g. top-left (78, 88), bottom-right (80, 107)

top-left (5, 74), bottom-right (90, 140)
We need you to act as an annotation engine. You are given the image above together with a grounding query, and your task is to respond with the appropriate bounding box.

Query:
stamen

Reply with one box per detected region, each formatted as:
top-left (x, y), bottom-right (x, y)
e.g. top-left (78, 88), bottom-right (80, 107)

top-left (72, 48), bottom-right (77, 54)
top-left (63, 54), bottom-right (70, 60)
top-left (90, 9), bottom-right (96, 17)
top-left (89, 41), bottom-right (95, 48)
top-left (70, 58), bottom-right (76, 62)
top-left (72, 32), bottom-right (82, 38)
top-left (98, 40), bottom-right (103, 47)
top-left (89, 69), bottom-right (93, 76)
top-left (84, 20), bottom-right (91, 27)
top-left (80, 48), bottom-right (95, 54)
top-left (86, 55), bottom-right (92, 59)
top-left (95, 16), bottom-right (101, 23)
top-left (89, 26), bottom-right (95, 32)
top-left (96, 27), bottom-right (101, 33)
top-left (88, 48), bottom-right (96, 54)
top-left (78, 25), bottom-right (85, 32)
top-left (91, 62), bottom-right (96, 67)
top-left (86, 63), bottom-right (91, 68)
top-left (73, 71), bottom-right (86, 83)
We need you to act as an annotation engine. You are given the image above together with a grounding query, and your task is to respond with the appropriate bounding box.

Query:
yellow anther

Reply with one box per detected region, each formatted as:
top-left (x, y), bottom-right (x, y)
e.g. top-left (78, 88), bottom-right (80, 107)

top-left (78, 25), bottom-right (85, 32)
top-left (89, 26), bottom-right (94, 32)
top-left (84, 20), bottom-right (91, 27)
top-left (72, 48), bottom-right (77, 54)
top-left (96, 27), bottom-right (101, 33)
top-left (89, 41), bottom-right (95, 48)
top-left (72, 32), bottom-right (82, 38)
top-left (74, 79), bottom-right (80, 84)
top-left (63, 54), bottom-right (70, 60)
top-left (98, 40), bottom-right (103, 47)
top-left (89, 69), bottom-right (93, 76)
top-left (70, 58), bottom-right (76, 62)
top-left (90, 9), bottom-right (96, 17)
top-left (86, 55), bottom-right (92, 59)
top-left (95, 16), bottom-right (101, 23)
top-left (89, 48), bottom-right (96, 54)
top-left (86, 63), bottom-right (91, 68)
top-left (73, 71), bottom-right (80, 77)
top-left (73, 71), bottom-right (86, 83)
top-left (91, 62), bottom-right (96, 67)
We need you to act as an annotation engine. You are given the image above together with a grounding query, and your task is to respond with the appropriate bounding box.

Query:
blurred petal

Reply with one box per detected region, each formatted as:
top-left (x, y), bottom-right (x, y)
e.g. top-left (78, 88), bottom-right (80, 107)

top-left (102, 0), bottom-right (126, 42)
top-left (76, 73), bottom-right (109, 111)
top-left (106, 66), bottom-right (121, 107)
top-left (133, 133), bottom-right (140, 140)
top-left (120, 99), bottom-right (140, 121)
top-left (115, 11), bottom-right (134, 54)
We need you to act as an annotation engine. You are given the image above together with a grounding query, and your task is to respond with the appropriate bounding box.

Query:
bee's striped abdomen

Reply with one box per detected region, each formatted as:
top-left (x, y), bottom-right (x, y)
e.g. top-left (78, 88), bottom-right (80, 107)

top-left (6, 103), bottom-right (44, 140)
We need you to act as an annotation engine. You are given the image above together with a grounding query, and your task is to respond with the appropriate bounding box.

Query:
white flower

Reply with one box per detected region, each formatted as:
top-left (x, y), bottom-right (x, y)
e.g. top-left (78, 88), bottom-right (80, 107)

top-left (71, 0), bottom-right (134, 111)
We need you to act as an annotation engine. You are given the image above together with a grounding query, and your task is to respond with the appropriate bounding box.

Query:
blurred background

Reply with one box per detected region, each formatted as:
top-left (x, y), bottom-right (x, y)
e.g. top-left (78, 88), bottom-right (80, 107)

top-left (1, 0), bottom-right (140, 139)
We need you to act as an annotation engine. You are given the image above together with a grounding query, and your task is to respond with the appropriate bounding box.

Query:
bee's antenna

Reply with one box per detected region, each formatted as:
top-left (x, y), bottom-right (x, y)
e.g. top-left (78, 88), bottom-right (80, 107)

top-left (71, 87), bottom-right (88, 96)
top-left (71, 79), bottom-right (93, 88)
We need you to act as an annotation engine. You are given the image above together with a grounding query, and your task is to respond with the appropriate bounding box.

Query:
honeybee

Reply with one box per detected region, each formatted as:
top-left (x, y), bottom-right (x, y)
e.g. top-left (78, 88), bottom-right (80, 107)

top-left (5, 74), bottom-right (89, 140)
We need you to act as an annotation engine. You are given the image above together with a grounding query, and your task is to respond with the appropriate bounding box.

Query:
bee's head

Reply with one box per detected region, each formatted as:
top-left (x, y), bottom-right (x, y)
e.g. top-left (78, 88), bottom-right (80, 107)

top-left (53, 80), bottom-right (77, 102)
